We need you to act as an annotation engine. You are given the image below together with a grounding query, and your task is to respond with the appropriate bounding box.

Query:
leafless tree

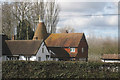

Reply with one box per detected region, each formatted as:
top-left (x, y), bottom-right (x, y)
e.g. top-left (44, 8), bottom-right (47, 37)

top-left (58, 25), bottom-right (75, 33)
top-left (2, 0), bottom-right (60, 39)
top-left (33, 0), bottom-right (60, 33)
top-left (45, 0), bottom-right (60, 33)
top-left (11, 2), bottom-right (34, 39)
top-left (32, 0), bottom-right (46, 31)
top-left (2, 2), bottom-right (14, 38)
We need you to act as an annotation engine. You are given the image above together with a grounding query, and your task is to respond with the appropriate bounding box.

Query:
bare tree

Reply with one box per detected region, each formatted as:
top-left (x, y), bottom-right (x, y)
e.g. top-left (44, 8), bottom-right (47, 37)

top-left (11, 2), bottom-right (34, 39)
top-left (33, 0), bottom-right (60, 33)
top-left (2, 2), bottom-right (35, 39)
top-left (32, 0), bottom-right (46, 31)
top-left (58, 25), bottom-right (75, 33)
top-left (0, 4), bottom-right (2, 34)
top-left (2, 0), bottom-right (60, 39)
top-left (2, 2), bottom-right (14, 38)
top-left (45, 0), bottom-right (60, 33)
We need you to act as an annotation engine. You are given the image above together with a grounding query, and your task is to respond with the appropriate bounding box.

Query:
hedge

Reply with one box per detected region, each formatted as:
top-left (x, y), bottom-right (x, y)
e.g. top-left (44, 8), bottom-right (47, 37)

top-left (2, 61), bottom-right (120, 79)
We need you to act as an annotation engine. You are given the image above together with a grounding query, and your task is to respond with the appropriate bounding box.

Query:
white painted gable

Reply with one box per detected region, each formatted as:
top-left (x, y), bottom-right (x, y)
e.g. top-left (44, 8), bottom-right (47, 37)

top-left (36, 42), bottom-right (51, 61)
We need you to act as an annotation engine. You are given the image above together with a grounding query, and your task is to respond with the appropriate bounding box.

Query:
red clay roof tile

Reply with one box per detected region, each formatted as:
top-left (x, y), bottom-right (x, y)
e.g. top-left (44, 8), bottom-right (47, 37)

top-left (45, 33), bottom-right (84, 47)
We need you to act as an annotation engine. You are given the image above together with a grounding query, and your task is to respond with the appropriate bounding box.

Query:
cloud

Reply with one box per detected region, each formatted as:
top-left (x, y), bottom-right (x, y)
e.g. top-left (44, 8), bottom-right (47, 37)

top-left (57, 2), bottom-right (118, 38)
top-left (107, 16), bottom-right (118, 26)
top-left (58, 2), bottom-right (118, 28)
top-left (58, 15), bottom-right (117, 29)
top-left (90, 15), bottom-right (118, 27)
top-left (60, 2), bottom-right (107, 14)
top-left (58, 0), bottom-right (118, 2)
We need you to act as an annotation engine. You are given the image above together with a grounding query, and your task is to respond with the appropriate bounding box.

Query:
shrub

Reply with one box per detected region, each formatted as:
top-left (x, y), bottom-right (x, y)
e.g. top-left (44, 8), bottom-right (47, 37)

top-left (2, 61), bottom-right (120, 79)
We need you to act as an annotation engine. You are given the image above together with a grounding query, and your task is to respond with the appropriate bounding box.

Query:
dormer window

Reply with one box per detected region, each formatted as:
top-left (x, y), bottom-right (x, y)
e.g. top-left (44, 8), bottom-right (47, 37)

top-left (70, 48), bottom-right (75, 52)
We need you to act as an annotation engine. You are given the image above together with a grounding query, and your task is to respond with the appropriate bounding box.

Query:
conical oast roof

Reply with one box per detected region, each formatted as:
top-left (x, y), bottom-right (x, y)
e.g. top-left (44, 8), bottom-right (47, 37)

top-left (33, 22), bottom-right (48, 40)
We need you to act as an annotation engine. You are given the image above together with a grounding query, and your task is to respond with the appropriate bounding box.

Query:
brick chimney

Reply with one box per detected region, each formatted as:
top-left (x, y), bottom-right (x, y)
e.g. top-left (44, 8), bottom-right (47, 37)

top-left (66, 30), bottom-right (68, 33)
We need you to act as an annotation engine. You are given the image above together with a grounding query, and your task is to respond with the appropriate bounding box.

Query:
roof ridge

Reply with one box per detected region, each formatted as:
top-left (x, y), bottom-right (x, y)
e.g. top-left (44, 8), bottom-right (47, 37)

top-left (5, 40), bottom-right (42, 42)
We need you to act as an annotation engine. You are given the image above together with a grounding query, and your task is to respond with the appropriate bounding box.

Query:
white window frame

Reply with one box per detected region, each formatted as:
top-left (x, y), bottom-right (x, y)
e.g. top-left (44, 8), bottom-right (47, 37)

top-left (70, 48), bottom-right (75, 52)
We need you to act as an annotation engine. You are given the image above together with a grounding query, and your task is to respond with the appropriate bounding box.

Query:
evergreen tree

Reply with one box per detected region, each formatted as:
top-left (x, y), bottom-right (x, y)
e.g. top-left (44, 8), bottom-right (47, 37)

top-left (17, 19), bottom-right (34, 40)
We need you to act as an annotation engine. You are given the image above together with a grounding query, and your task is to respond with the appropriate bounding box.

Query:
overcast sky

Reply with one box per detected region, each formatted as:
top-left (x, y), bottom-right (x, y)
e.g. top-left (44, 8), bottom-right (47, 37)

top-left (0, 0), bottom-right (119, 39)
top-left (56, 1), bottom-right (118, 39)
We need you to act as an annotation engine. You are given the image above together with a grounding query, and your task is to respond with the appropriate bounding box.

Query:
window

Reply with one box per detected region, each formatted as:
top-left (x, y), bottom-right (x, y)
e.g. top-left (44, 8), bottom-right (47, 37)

top-left (6, 57), bottom-right (9, 60)
top-left (46, 55), bottom-right (49, 60)
top-left (38, 57), bottom-right (41, 61)
top-left (82, 47), bottom-right (84, 53)
top-left (35, 37), bottom-right (38, 40)
top-left (25, 57), bottom-right (27, 61)
top-left (42, 48), bottom-right (44, 53)
top-left (59, 59), bottom-right (63, 61)
top-left (28, 57), bottom-right (30, 61)
top-left (25, 57), bottom-right (30, 61)
top-left (53, 58), bottom-right (56, 61)
top-left (70, 48), bottom-right (75, 52)
top-left (70, 58), bottom-right (75, 61)
top-left (10, 57), bottom-right (12, 60)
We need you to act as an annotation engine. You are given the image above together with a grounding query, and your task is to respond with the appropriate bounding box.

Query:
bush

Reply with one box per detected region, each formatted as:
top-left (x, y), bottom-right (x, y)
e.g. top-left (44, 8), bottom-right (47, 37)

top-left (2, 61), bottom-right (120, 79)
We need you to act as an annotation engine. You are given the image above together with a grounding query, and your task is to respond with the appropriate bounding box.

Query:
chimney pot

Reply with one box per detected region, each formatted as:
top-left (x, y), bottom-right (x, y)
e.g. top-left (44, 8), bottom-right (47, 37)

top-left (66, 30), bottom-right (68, 33)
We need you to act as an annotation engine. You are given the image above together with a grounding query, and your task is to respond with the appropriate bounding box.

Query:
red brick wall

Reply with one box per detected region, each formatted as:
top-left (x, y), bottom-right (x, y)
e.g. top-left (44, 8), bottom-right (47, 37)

top-left (64, 48), bottom-right (78, 57)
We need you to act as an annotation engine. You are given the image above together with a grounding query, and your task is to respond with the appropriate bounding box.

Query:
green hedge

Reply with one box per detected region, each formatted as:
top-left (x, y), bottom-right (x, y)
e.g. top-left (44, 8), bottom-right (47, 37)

top-left (2, 61), bottom-right (120, 79)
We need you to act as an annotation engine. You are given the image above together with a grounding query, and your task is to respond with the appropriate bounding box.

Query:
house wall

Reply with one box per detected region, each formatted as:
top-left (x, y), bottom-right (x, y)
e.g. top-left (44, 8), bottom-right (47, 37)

top-left (51, 58), bottom-right (59, 61)
top-left (2, 42), bottom-right (51, 61)
top-left (30, 56), bottom-right (36, 61)
top-left (63, 34), bottom-right (88, 61)
top-left (19, 56), bottom-right (26, 60)
top-left (64, 48), bottom-right (78, 53)
top-left (36, 42), bottom-right (51, 61)
top-left (2, 55), bottom-right (37, 61)
top-left (64, 48), bottom-right (77, 57)
top-left (101, 59), bottom-right (120, 63)
top-left (2, 56), bottom-right (6, 61)
top-left (76, 34), bottom-right (88, 60)
top-left (2, 55), bottom-right (19, 61)
top-left (19, 56), bottom-right (36, 61)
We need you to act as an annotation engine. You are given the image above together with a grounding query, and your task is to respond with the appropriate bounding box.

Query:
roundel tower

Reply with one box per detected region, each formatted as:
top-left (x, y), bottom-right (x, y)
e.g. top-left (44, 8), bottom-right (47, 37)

top-left (33, 16), bottom-right (48, 40)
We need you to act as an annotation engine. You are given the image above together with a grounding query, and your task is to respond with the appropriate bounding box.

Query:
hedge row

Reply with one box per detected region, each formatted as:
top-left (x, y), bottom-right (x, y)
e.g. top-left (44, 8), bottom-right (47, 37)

top-left (2, 61), bottom-right (120, 79)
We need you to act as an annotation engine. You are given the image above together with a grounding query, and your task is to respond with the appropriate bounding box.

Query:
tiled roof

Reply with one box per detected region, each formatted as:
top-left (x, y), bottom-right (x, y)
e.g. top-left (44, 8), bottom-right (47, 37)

top-left (3, 40), bottom-right (42, 56)
top-left (33, 22), bottom-right (48, 40)
top-left (102, 54), bottom-right (120, 59)
top-left (45, 33), bottom-right (84, 47)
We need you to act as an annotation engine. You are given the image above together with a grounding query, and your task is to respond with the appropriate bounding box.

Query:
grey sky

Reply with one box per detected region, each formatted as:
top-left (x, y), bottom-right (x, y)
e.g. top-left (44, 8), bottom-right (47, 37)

top-left (56, 2), bottom-right (118, 39)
